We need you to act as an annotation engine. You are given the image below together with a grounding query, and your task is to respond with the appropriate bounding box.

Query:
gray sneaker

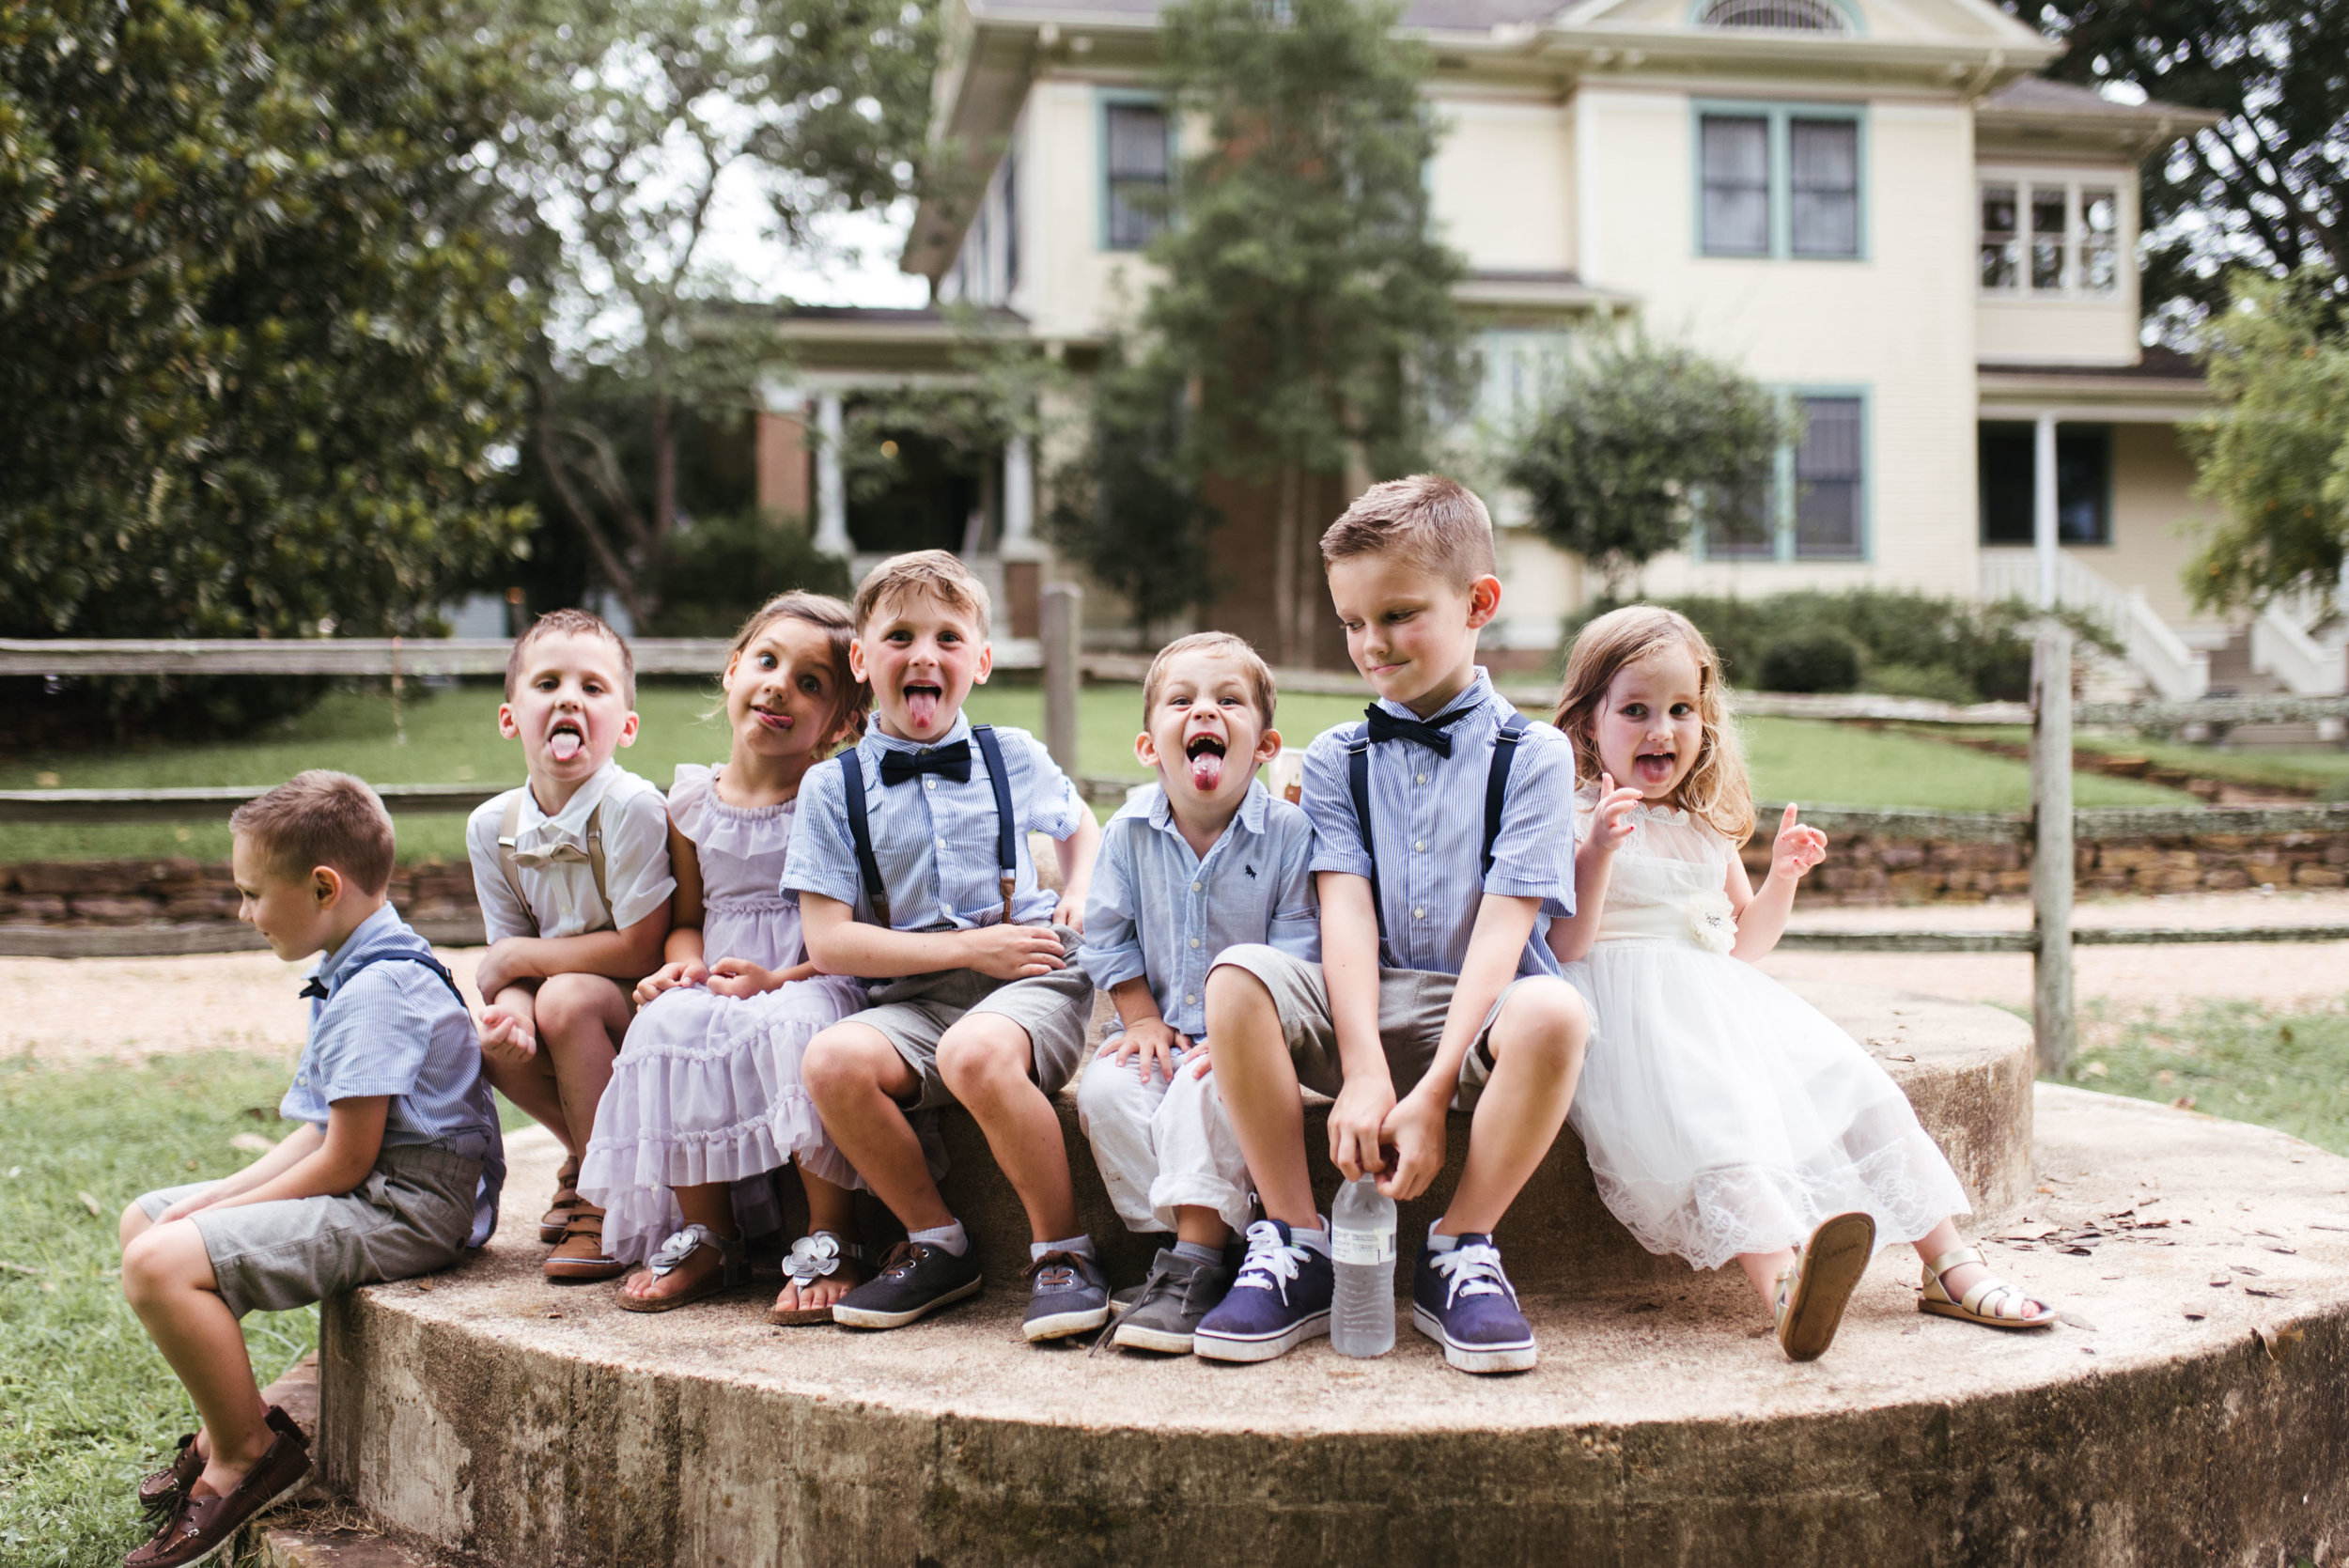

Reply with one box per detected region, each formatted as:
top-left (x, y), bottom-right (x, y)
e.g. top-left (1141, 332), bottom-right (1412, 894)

top-left (1112, 1248), bottom-right (1235, 1355)
top-left (1022, 1249), bottom-right (1111, 1342)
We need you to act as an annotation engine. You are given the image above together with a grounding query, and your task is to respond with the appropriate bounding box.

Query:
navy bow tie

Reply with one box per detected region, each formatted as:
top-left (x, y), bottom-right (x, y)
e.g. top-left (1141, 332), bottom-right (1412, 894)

top-left (1363, 705), bottom-right (1469, 757)
top-left (879, 740), bottom-right (972, 786)
top-left (299, 976), bottom-right (330, 1001)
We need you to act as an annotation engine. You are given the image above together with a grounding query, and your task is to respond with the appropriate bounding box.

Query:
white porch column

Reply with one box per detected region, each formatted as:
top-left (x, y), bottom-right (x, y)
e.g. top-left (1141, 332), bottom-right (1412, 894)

top-left (815, 392), bottom-right (848, 557)
top-left (2033, 411), bottom-right (2059, 610)
top-left (1002, 434), bottom-right (1035, 547)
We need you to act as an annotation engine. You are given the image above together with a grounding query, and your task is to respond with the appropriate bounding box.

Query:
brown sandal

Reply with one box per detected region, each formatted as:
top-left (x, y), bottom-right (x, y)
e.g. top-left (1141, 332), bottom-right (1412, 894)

top-left (766, 1232), bottom-right (869, 1325)
top-left (543, 1203), bottom-right (627, 1282)
top-left (538, 1157), bottom-right (583, 1245)
top-left (1773, 1212), bottom-right (1875, 1362)
top-left (616, 1226), bottom-right (749, 1313)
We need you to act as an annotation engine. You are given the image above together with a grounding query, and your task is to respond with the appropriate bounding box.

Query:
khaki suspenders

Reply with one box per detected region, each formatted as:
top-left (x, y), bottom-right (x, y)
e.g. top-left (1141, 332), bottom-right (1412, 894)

top-left (495, 792), bottom-right (610, 934)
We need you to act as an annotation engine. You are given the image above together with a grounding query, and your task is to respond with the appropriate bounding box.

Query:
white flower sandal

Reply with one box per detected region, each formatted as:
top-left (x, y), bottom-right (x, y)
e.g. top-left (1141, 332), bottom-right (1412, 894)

top-left (1918, 1246), bottom-right (2058, 1330)
top-left (616, 1224), bottom-right (748, 1313)
top-left (1773, 1211), bottom-right (1876, 1362)
top-left (768, 1231), bottom-right (870, 1326)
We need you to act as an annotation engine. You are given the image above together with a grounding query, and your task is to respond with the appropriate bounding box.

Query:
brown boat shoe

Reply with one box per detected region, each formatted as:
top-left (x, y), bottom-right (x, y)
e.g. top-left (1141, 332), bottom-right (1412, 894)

top-left (538, 1155), bottom-right (583, 1245)
top-left (544, 1202), bottom-right (628, 1282)
top-left (124, 1406), bottom-right (310, 1568)
top-left (136, 1407), bottom-right (302, 1520)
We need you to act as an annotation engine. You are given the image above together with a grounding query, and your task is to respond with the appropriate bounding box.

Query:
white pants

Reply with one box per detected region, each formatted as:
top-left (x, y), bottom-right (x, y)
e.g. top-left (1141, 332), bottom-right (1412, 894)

top-left (1075, 1045), bottom-right (1253, 1234)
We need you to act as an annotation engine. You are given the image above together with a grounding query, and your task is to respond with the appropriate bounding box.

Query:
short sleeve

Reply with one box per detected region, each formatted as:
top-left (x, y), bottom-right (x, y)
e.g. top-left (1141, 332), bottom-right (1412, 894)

top-left (1300, 726), bottom-right (1374, 881)
top-left (1264, 806), bottom-right (1321, 963)
top-left (1484, 722), bottom-right (1579, 916)
top-left (599, 780), bottom-right (678, 930)
top-left (779, 754), bottom-right (864, 909)
top-left (307, 969), bottom-right (433, 1107)
top-left (1013, 729), bottom-right (1084, 841)
top-left (664, 764), bottom-right (716, 839)
top-left (466, 795), bottom-right (534, 943)
top-left (1078, 816), bottom-right (1147, 992)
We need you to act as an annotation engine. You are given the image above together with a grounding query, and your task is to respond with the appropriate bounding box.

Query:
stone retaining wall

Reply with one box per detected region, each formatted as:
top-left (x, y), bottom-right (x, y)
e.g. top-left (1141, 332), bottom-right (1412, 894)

top-left (0, 858), bottom-right (479, 928)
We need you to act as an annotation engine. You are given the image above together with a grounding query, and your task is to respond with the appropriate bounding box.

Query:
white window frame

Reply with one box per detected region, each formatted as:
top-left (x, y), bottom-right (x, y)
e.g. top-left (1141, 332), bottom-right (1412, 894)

top-left (1976, 167), bottom-right (2128, 301)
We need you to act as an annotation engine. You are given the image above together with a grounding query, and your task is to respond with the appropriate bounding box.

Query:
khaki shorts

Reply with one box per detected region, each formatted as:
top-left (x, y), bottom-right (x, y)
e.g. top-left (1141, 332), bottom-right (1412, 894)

top-left (1209, 943), bottom-right (1542, 1110)
top-left (853, 924), bottom-right (1094, 1111)
top-left (136, 1141), bottom-right (482, 1319)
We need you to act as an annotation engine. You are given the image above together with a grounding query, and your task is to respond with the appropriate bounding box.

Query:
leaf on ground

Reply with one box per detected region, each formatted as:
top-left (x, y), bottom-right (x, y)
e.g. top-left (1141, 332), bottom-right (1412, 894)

top-left (229, 1134), bottom-right (274, 1155)
top-left (0, 1261), bottom-right (39, 1276)
top-left (2182, 1307), bottom-right (2206, 1320)
top-left (2309, 1223), bottom-right (2349, 1233)
top-left (2057, 1312), bottom-right (2098, 1331)
top-left (1998, 1224), bottom-right (2058, 1241)
top-left (2210, 1275), bottom-right (2234, 1287)
top-left (2265, 1244), bottom-right (2298, 1255)
top-left (2170, 1095), bottom-right (2198, 1111)
top-left (2254, 1323), bottom-right (2303, 1361)
top-left (2254, 1228), bottom-right (2285, 1238)
top-left (75, 1190), bottom-right (101, 1218)
top-left (2230, 1264), bottom-right (2265, 1275)
top-left (2245, 1286), bottom-right (2289, 1298)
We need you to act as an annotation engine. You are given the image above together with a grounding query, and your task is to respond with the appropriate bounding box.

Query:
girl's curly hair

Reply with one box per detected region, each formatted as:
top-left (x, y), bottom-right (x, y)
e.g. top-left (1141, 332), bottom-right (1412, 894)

top-left (1553, 604), bottom-right (1755, 844)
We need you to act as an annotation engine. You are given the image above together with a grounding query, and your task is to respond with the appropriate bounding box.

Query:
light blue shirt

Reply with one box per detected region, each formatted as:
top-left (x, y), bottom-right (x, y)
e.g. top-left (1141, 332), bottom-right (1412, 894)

top-left (782, 716), bottom-right (1085, 931)
top-left (1081, 780), bottom-right (1319, 1040)
top-left (1302, 668), bottom-right (1578, 979)
top-left (282, 904), bottom-right (505, 1240)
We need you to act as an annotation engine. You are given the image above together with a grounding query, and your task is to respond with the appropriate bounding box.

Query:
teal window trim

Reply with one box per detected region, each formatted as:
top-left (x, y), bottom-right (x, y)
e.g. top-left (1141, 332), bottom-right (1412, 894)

top-left (1690, 384), bottom-right (1873, 563)
top-left (1690, 100), bottom-right (1868, 261)
top-left (1097, 87), bottom-right (1175, 253)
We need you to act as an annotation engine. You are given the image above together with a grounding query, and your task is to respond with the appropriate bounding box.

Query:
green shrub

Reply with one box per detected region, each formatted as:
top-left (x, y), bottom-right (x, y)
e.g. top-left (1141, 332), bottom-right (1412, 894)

top-left (644, 514), bottom-right (854, 637)
top-left (1758, 629), bottom-right (1862, 693)
top-left (1862, 662), bottom-right (1982, 705)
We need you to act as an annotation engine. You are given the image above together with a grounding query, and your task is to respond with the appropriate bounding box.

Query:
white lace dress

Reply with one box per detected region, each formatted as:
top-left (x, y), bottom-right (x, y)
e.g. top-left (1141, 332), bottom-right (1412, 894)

top-left (578, 765), bottom-right (870, 1264)
top-left (1561, 789), bottom-right (1970, 1271)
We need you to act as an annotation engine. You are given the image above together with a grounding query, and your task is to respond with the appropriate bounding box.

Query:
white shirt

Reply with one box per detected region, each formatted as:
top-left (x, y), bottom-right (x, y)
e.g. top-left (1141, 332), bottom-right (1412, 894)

top-left (466, 762), bottom-right (677, 941)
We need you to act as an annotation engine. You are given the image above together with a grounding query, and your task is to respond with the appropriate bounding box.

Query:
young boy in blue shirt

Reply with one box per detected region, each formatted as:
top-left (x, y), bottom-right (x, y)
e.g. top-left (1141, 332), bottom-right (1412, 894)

top-left (1196, 474), bottom-right (1592, 1374)
top-left (119, 772), bottom-right (502, 1568)
top-left (1074, 632), bottom-right (1318, 1354)
top-left (786, 551), bottom-right (1105, 1338)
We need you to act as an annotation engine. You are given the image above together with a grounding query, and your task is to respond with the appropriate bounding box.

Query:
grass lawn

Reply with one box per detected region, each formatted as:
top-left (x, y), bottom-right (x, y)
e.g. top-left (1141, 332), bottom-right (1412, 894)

top-left (2073, 734), bottom-right (2349, 800)
top-left (0, 683), bottom-right (2190, 865)
top-left (2064, 1000), bottom-right (2349, 1156)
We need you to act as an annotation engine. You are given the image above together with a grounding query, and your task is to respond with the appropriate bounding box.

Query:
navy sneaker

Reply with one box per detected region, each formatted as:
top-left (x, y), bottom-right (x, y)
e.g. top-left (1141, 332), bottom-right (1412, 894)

top-left (1192, 1219), bottom-right (1332, 1363)
top-left (831, 1239), bottom-right (982, 1328)
top-left (1021, 1249), bottom-right (1111, 1342)
top-left (1411, 1234), bottom-right (1536, 1374)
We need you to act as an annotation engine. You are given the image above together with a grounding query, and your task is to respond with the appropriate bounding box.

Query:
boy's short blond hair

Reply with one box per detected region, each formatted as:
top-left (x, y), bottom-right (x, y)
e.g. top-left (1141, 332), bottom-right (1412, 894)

top-left (1318, 474), bottom-right (1498, 589)
top-left (505, 608), bottom-right (636, 706)
top-left (852, 551), bottom-right (991, 639)
top-left (229, 770), bottom-right (398, 896)
top-left (1143, 631), bottom-right (1277, 728)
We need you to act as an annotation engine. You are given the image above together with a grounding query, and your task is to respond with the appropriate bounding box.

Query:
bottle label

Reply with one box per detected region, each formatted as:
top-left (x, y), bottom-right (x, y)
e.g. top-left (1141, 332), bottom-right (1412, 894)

top-left (1331, 1226), bottom-right (1393, 1265)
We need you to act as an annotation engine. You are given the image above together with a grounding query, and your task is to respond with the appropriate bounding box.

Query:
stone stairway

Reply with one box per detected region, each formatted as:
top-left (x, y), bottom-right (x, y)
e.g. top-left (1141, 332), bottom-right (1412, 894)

top-left (2204, 628), bottom-right (2330, 745)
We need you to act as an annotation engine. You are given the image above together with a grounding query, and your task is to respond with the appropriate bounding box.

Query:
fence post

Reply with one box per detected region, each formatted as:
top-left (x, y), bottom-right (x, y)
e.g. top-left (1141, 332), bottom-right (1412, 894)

top-left (2030, 622), bottom-right (2076, 1076)
top-left (1042, 582), bottom-right (1082, 777)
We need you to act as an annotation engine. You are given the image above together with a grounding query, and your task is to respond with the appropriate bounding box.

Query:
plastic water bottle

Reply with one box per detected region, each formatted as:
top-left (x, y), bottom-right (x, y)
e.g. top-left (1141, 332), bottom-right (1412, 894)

top-left (1330, 1176), bottom-right (1397, 1357)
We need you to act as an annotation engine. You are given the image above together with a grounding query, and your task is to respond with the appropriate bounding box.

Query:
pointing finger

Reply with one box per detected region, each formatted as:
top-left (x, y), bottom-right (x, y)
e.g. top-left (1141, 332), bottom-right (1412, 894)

top-left (1781, 801), bottom-right (1799, 831)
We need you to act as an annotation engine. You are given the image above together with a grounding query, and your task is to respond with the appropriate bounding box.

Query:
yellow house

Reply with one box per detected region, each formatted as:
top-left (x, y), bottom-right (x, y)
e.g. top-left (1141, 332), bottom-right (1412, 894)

top-left (758, 0), bottom-right (2337, 699)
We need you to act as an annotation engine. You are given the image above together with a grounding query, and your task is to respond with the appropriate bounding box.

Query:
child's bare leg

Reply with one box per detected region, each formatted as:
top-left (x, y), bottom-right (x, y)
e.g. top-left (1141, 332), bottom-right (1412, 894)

top-left (772, 1167), bottom-right (869, 1315)
top-left (937, 1016), bottom-right (1077, 1244)
top-left (534, 974), bottom-right (630, 1158)
top-left (121, 1222), bottom-right (272, 1495)
top-left (802, 1023), bottom-right (953, 1232)
top-left (617, 1184), bottom-right (736, 1303)
top-left (1174, 1206), bottom-right (1230, 1250)
top-left (1738, 1249), bottom-right (1798, 1307)
top-left (1440, 978), bottom-right (1588, 1236)
top-left (481, 983), bottom-right (575, 1149)
top-left (1203, 963), bottom-right (1315, 1227)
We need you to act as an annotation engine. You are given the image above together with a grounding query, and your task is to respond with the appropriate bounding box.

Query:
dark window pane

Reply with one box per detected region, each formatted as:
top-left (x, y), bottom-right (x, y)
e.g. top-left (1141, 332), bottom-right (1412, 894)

top-left (1977, 424), bottom-right (2110, 545)
top-left (1104, 103), bottom-right (1170, 251)
top-left (1979, 423), bottom-right (2034, 544)
top-left (1793, 396), bottom-right (1862, 558)
top-left (1705, 479), bottom-right (1777, 559)
top-left (2057, 428), bottom-right (2109, 544)
top-left (1700, 116), bottom-right (1770, 255)
top-left (1788, 119), bottom-right (1858, 256)
top-left (1979, 183), bottom-right (2018, 289)
top-left (2030, 186), bottom-right (2066, 290)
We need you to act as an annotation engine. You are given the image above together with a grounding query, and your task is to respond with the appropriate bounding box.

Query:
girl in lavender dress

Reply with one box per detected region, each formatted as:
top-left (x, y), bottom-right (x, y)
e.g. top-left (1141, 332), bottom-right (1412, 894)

top-left (582, 593), bottom-right (878, 1320)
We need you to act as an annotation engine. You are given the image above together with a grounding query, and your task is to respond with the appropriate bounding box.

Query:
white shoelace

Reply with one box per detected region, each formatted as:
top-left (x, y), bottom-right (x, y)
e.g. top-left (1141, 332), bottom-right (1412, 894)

top-left (1232, 1219), bottom-right (1309, 1304)
top-left (1430, 1242), bottom-right (1516, 1309)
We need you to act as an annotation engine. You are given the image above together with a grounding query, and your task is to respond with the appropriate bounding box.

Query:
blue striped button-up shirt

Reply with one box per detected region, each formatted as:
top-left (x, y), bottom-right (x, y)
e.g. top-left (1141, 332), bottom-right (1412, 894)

top-left (1081, 780), bottom-right (1318, 1040)
top-left (1301, 668), bottom-right (1578, 978)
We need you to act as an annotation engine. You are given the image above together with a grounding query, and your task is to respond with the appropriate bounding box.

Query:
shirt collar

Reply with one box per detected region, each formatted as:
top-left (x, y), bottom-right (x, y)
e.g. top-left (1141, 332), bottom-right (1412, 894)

top-left (310, 903), bottom-right (401, 993)
top-left (863, 713), bottom-right (973, 758)
top-left (1145, 777), bottom-right (1268, 841)
top-left (522, 760), bottom-right (619, 835)
top-left (1371, 666), bottom-right (1495, 728)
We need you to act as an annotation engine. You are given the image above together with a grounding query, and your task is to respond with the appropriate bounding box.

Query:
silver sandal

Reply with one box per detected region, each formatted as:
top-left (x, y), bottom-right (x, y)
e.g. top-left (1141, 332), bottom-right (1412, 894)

top-left (615, 1223), bottom-right (748, 1313)
top-left (768, 1231), bottom-right (869, 1326)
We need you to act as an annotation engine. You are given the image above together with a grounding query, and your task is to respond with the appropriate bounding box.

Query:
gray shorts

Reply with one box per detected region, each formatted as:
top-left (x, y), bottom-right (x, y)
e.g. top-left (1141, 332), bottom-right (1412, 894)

top-left (1210, 943), bottom-right (1545, 1110)
top-left (135, 1141), bottom-right (482, 1318)
top-left (852, 924), bottom-right (1094, 1111)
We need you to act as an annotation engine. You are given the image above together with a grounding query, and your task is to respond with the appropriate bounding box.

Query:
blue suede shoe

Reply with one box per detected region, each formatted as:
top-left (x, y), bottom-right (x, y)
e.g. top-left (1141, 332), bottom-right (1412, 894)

top-left (1191, 1219), bottom-right (1333, 1363)
top-left (1411, 1234), bottom-right (1536, 1374)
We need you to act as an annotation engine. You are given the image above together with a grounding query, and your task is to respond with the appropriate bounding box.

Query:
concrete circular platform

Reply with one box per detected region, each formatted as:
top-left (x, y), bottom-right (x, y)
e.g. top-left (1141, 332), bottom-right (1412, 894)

top-left (313, 985), bottom-right (2349, 1565)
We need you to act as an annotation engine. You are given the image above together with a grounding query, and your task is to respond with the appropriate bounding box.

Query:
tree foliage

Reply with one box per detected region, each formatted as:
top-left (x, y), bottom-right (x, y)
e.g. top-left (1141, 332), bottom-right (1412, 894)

top-left (2037, 0), bottom-right (2349, 332)
top-left (1045, 351), bottom-right (1218, 644)
top-left (2182, 266), bottom-right (2349, 613)
top-left (1140, 0), bottom-right (1467, 663)
top-left (0, 0), bottom-right (537, 655)
top-left (1502, 333), bottom-right (1792, 598)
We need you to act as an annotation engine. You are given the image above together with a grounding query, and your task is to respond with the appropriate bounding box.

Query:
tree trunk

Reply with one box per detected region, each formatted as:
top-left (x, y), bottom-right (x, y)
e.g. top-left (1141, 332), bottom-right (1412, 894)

top-left (652, 390), bottom-right (677, 541)
top-left (1274, 463), bottom-right (1301, 666)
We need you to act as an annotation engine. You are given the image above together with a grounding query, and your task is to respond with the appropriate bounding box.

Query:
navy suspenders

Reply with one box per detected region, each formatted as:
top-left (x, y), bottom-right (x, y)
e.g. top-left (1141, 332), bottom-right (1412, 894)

top-left (326, 944), bottom-right (468, 1010)
top-left (1344, 710), bottom-right (1530, 955)
top-left (840, 724), bottom-right (1021, 928)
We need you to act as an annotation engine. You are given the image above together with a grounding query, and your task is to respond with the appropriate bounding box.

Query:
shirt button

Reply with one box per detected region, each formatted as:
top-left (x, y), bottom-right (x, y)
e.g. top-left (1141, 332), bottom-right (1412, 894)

top-left (1185, 994), bottom-right (1197, 1005)
top-left (925, 778), bottom-right (936, 790)
top-left (1190, 881), bottom-right (1202, 893)
top-left (1414, 840), bottom-right (1425, 852)
top-left (1416, 773), bottom-right (1427, 785)
top-left (1413, 907), bottom-right (1425, 920)
top-left (1189, 938), bottom-right (1201, 949)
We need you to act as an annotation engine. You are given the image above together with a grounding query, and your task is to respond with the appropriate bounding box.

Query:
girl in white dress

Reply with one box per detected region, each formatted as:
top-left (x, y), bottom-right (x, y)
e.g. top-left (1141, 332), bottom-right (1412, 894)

top-left (583, 593), bottom-right (878, 1320)
top-left (1547, 606), bottom-right (2055, 1360)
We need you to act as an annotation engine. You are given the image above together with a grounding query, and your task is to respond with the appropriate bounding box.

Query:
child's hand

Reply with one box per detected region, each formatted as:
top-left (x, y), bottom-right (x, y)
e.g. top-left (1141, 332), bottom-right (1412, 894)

top-left (1099, 1018), bottom-right (1187, 1084)
top-left (474, 939), bottom-right (535, 1001)
top-left (156, 1190), bottom-right (219, 1224)
top-left (1586, 773), bottom-right (1646, 857)
top-left (477, 1004), bottom-right (537, 1066)
top-left (1377, 1090), bottom-right (1448, 1203)
top-left (1053, 893), bottom-right (1086, 933)
top-left (1766, 802), bottom-right (1828, 884)
top-left (634, 959), bottom-right (708, 1006)
top-left (1330, 1075), bottom-right (1397, 1181)
top-left (962, 923), bottom-right (1067, 980)
top-left (706, 957), bottom-right (781, 999)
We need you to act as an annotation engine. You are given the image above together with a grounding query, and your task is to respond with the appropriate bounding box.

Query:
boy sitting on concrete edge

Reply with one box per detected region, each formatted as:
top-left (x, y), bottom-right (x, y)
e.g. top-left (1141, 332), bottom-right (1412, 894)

top-left (120, 771), bottom-right (504, 1568)
top-left (1195, 474), bottom-right (1593, 1374)
top-left (468, 609), bottom-right (676, 1282)
top-left (1077, 631), bottom-right (1319, 1353)
top-left (788, 551), bottom-right (1105, 1338)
